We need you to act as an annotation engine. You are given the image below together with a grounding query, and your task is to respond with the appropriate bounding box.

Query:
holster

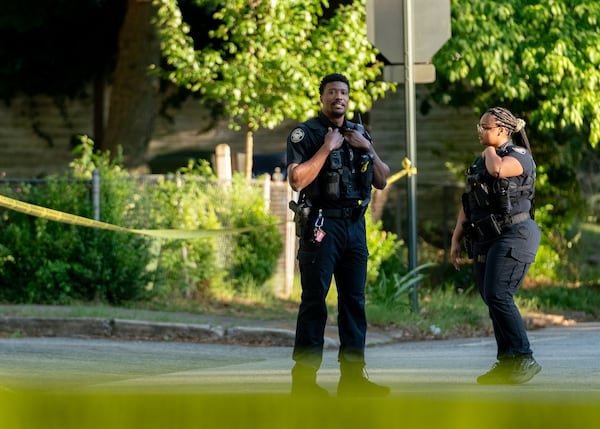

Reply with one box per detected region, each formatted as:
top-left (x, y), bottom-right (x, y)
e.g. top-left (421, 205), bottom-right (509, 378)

top-left (473, 214), bottom-right (503, 240)
top-left (289, 200), bottom-right (311, 238)
top-left (461, 221), bottom-right (476, 258)
top-left (351, 204), bottom-right (368, 222)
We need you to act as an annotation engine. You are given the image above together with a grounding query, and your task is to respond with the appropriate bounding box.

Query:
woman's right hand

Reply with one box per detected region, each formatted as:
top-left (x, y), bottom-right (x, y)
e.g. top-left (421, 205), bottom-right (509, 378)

top-left (450, 236), bottom-right (463, 271)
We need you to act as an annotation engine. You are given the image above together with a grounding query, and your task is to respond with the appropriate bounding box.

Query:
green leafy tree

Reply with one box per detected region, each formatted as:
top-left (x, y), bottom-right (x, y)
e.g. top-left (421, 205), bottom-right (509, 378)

top-left (154, 0), bottom-right (394, 178)
top-left (433, 0), bottom-right (600, 144)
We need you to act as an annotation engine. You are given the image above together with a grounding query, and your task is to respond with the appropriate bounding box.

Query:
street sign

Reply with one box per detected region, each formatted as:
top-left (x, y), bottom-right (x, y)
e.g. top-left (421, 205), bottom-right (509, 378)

top-left (366, 0), bottom-right (451, 66)
top-left (383, 64), bottom-right (436, 84)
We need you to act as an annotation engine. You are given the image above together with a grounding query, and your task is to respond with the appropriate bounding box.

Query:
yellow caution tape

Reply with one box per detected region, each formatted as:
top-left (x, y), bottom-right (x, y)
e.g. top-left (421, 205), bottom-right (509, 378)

top-left (0, 194), bottom-right (262, 239)
top-left (388, 157), bottom-right (418, 185)
top-left (1, 158), bottom-right (415, 238)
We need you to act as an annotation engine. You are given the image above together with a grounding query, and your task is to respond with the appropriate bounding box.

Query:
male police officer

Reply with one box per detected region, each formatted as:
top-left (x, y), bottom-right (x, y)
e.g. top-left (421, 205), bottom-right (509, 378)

top-left (287, 73), bottom-right (390, 396)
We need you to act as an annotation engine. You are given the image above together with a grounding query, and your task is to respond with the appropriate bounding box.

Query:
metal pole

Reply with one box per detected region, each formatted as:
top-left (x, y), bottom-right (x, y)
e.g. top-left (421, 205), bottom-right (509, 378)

top-left (404, 0), bottom-right (419, 311)
top-left (92, 168), bottom-right (100, 221)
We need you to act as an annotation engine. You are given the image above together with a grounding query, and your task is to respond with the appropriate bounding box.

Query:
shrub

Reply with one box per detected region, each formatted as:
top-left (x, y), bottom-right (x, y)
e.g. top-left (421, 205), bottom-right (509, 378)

top-left (217, 174), bottom-right (282, 291)
top-left (364, 210), bottom-right (424, 308)
top-left (144, 163), bottom-right (282, 299)
top-left (368, 263), bottom-right (435, 309)
top-left (365, 210), bottom-right (403, 287)
top-left (0, 144), bottom-right (285, 305)
top-left (145, 161), bottom-right (224, 298)
top-left (0, 138), bottom-right (152, 304)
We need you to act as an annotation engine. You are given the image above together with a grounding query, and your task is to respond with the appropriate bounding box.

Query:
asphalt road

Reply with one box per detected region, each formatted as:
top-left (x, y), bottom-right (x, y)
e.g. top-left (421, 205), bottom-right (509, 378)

top-left (1, 322), bottom-right (598, 395)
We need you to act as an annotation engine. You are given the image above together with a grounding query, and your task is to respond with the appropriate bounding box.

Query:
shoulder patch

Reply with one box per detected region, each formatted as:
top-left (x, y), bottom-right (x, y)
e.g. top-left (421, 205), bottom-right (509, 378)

top-left (512, 147), bottom-right (527, 154)
top-left (290, 127), bottom-right (305, 143)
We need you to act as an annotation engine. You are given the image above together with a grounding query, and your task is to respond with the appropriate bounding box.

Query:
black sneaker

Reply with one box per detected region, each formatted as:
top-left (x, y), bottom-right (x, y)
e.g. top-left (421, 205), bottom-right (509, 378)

top-left (508, 356), bottom-right (541, 385)
top-left (476, 360), bottom-right (512, 385)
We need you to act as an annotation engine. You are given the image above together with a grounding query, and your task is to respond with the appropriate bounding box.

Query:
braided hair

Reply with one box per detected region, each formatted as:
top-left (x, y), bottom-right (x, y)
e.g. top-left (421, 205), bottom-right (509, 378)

top-left (486, 107), bottom-right (532, 153)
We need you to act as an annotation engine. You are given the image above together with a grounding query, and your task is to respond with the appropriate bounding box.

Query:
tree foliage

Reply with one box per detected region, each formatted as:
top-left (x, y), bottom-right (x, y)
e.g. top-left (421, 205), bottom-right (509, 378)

top-left (154, 0), bottom-right (394, 176)
top-left (156, 0), bottom-right (392, 127)
top-left (433, 0), bottom-right (600, 147)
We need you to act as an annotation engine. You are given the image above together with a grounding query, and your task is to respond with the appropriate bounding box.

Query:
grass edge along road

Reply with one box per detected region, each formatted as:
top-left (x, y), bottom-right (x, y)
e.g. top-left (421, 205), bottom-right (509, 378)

top-left (1, 390), bottom-right (599, 429)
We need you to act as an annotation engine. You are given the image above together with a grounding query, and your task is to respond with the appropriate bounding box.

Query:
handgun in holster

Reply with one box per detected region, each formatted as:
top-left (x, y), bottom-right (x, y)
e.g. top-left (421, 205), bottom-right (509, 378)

top-left (461, 220), bottom-right (476, 259)
top-left (289, 198), bottom-right (311, 238)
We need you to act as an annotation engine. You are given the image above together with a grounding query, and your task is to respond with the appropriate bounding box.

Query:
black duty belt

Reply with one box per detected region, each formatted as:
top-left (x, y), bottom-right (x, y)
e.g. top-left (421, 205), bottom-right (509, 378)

top-left (310, 207), bottom-right (356, 219)
top-left (504, 212), bottom-right (530, 225)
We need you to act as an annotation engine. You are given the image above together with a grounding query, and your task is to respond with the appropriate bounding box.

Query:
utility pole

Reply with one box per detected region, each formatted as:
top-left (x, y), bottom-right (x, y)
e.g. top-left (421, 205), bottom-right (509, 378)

top-left (403, 0), bottom-right (419, 311)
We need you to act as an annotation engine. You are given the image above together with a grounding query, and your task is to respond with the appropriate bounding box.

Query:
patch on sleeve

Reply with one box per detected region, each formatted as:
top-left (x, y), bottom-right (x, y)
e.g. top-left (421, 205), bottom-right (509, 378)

top-left (512, 147), bottom-right (527, 154)
top-left (290, 127), bottom-right (305, 143)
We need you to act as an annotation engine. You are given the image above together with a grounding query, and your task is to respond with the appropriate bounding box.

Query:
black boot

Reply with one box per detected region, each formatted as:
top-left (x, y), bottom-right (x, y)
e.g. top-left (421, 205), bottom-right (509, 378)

top-left (291, 363), bottom-right (329, 397)
top-left (337, 360), bottom-right (390, 397)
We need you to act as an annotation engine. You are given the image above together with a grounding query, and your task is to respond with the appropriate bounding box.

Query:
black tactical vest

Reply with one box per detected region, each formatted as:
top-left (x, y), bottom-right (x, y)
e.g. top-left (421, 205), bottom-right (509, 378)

top-left (303, 120), bottom-right (374, 207)
top-left (463, 147), bottom-right (535, 223)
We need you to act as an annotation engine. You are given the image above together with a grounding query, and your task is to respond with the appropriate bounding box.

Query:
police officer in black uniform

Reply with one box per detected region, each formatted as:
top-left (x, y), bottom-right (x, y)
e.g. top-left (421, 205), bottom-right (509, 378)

top-left (451, 106), bottom-right (542, 385)
top-left (287, 73), bottom-right (390, 396)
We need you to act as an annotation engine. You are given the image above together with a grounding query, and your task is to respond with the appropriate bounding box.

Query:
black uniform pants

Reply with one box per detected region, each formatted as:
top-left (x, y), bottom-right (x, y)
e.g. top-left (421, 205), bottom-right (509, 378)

top-left (473, 219), bottom-right (540, 360)
top-left (293, 215), bottom-right (368, 370)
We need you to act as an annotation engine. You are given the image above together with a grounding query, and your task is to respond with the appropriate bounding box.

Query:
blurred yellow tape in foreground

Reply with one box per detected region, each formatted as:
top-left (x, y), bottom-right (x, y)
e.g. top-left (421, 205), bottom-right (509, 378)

top-left (0, 194), bottom-right (259, 239)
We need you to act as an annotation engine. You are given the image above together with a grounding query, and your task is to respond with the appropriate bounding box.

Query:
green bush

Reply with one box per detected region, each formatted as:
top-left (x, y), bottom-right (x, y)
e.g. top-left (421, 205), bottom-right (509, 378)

top-left (143, 163), bottom-right (282, 299)
top-left (0, 139), bottom-right (152, 304)
top-left (0, 143), bottom-right (285, 305)
top-left (364, 210), bottom-right (420, 307)
top-left (223, 175), bottom-right (282, 290)
top-left (145, 161), bottom-right (224, 298)
top-left (365, 210), bottom-right (404, 286)
top-left (368, 263), bottom-right (435, 310)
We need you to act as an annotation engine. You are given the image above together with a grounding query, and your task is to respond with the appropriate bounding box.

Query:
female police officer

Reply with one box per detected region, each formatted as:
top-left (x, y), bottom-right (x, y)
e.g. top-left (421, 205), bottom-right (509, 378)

top-left (287, 73), bottom-right (390, 396)
top-left (451, 107), bottom-right (542, 385)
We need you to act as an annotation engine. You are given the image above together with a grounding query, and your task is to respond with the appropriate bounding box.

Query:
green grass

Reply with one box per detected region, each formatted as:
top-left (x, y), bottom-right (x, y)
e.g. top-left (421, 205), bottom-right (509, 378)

top-left (366, 288), bottom-right (492, 339)
top-left (0, 299), bottom-right (299, 326)
top-left (519, 284), bottom-right (600, 318)
top-left (516, 221), bottom-right (600, 318)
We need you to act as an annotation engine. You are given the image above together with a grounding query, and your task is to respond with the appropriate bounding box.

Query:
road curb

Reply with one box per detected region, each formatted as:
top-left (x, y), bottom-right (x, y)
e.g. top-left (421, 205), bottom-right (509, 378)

top-left (0, 316), bottom-right (304, 347)
top-left (0, 316), bottom-right (112, 338)
top-left (0, 313), bottom-right (579, 348)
